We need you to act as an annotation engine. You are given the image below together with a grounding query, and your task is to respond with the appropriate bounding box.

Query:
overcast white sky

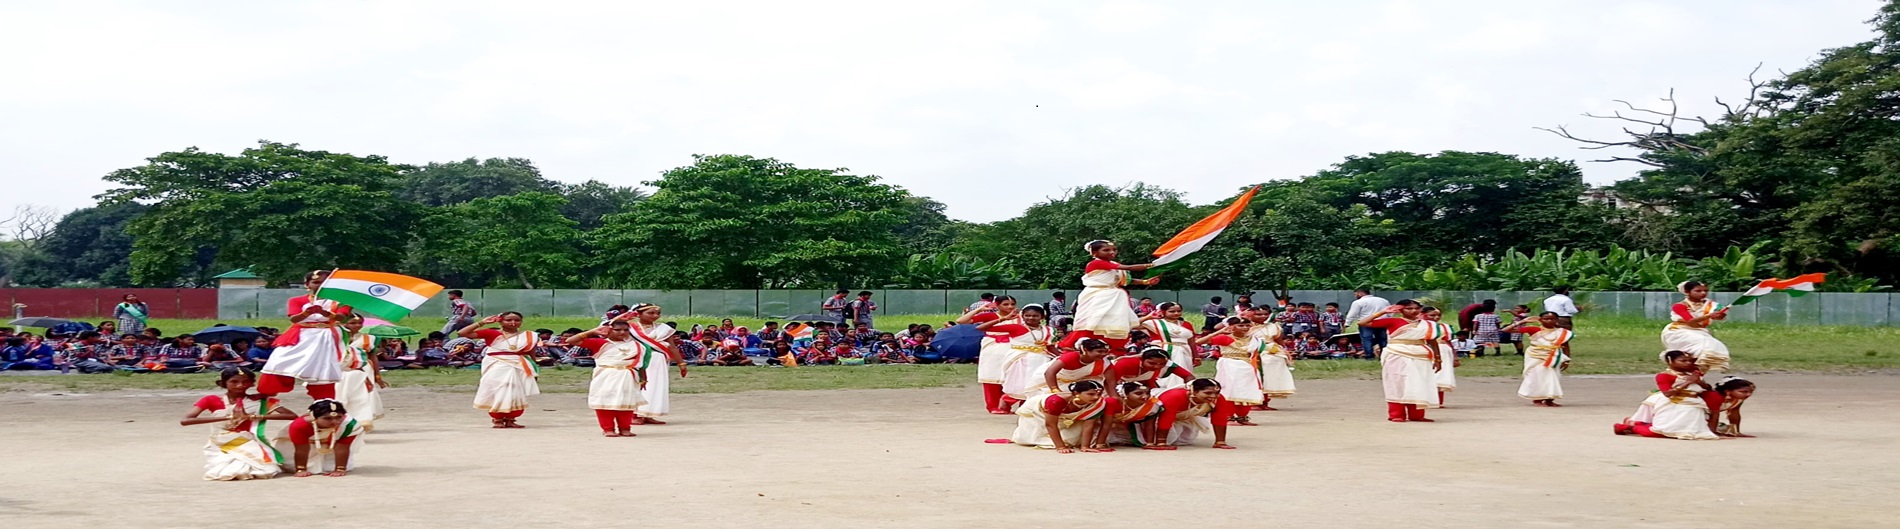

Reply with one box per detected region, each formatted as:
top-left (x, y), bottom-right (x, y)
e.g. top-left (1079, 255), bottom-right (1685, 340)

top-left (0, 0), bottom-right (1881, 223)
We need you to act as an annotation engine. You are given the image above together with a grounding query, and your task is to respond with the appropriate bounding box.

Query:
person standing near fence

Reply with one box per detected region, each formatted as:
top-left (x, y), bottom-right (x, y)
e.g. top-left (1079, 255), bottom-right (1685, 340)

top-left (443, 290), bottom-right (476, 335)
top-left (1046, 292), bottom-right (1071, 321)
top-left (114, 294), bottom-right (150, 337)
top-left (1344, 289), bottom-right (1391, 360)
top-left (847, 291), bottom-right (878, 330)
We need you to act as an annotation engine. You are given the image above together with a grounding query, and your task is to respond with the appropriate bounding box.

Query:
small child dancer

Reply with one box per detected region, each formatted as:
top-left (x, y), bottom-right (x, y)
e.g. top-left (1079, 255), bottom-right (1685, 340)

top-left (181, 367), bottom-right (296, 481)
top-left (283, 399), bottom-right (362, 477)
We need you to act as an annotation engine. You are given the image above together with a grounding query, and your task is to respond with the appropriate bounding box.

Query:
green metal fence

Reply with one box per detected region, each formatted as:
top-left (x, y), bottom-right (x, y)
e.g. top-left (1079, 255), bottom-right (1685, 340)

top-left (214, 288), bottom-right (1900, 326)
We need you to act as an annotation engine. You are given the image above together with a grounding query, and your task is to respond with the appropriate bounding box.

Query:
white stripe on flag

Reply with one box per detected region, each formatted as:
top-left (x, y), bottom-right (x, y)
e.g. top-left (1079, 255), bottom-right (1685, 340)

top-left (324, 277), bottom-right (432, 308)
top-left (1789, 283), bottom-right (1817, 291)
top-left (1151, 229), bottom-right (1224, 267)
top-left (1740, 286), bottom-right (1774, 297)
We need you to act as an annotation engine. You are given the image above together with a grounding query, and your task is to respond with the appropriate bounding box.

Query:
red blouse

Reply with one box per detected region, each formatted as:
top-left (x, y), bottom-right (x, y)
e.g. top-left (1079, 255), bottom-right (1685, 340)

top-left (286, 416), bottom-right (357, 447)
top-left (1084, 259), bottom-right (1122, 273)
top-left (1154, 387), bottom-right (1235, 431)
top-left (1108, 356), bottom-right (1195, 384)
top-left (194, 395), bottom-right (272, 431)
top-left (1359, 317), bottom-right (1414, 331)
top-left (285, 295), bottom-right (351, 318)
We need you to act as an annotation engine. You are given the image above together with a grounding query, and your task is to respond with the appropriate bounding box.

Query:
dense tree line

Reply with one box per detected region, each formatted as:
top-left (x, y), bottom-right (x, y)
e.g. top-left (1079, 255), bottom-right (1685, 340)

top-left (5, 2), bottom-right (1896, 292)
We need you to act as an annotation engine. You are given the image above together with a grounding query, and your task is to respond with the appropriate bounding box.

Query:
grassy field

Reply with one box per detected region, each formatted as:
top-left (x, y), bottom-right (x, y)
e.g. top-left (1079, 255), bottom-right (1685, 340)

top-left (6, 314), bottom-right (1896, 394)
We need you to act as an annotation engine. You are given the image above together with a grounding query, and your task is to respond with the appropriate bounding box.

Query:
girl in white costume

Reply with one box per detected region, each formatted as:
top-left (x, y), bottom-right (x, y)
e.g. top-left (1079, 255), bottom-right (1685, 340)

top-left (1358, 300), bottom-right (1443, 423)
top-left (626, 304), bottom-right (684, 424)
top-left (566, 318), bottom-right (649, 437)
top-left (1139, 302), bottom-right (1199, 389)
top-left (1062, 240), bottom-right (1160, 352)
top-left (995, 305), bottom-right (1058, 402)
top-left (337, 316), bottom-right (386, 431)
top-left (281, 399), bottom-right (362, 477)
top-left (1506, 312), bottom-right (1574, 407)
top-left (1421, 307), bottom-right (1457, 407)
top-left (958, 296), bottom-right (1021, 414)
top-left (180, 367), bottom-right (296, 481)
top-left (1246, 310), bottom-right (1295, 409)
top-left (1206, 317), bottom-right (1264, 425)
top-left (1662, 280), bottom-right (1732, 372)
top-left (461, 311), bottom-right (543, 428)
top-left (1001, 380), bottom-right (1109, 453)
top-left (1615, 351), bottom-right (1720, 440)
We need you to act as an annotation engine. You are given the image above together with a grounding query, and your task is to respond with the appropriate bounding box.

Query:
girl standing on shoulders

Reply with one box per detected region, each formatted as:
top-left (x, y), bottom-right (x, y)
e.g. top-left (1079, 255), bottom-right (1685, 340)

top-left (1139, 302), bottom-right (1200, 389)
top-left (259, 270), bottom-right (351, 399)
top-left (461, 312), bottom-right (542, 428)
top-left (1422, 307), bottom-right (1457, 408)
top-left (1061, 240), bottom-right (1160, 352)
top-left (1662, 281), bottom-right (1732, 372)
top-left (282, 400), bottom-right (361, 477)
top-left (1357, 301), bottom-right (1442, 423)
top-left (566, 319), bottom-right (648, 437)
top-left (627, 304), bottom-right (685, 425)
top-left (338, 315), bottom-right (386, 431)
top-left (1152, 378), bottom-right (1237, 449)
top-left (1614, 351), bottom-right (1719, 440)
top-left (181, 367), bottom-right (296, 481)
top-left (1205, 317), bottom-right (1263, 425)
top-left (998, 380), bottom-right (1109, 453)
top-left (1504, 312), bottom-right (1573, 407)
top-left (959, 295), bottom-right (1020, 414)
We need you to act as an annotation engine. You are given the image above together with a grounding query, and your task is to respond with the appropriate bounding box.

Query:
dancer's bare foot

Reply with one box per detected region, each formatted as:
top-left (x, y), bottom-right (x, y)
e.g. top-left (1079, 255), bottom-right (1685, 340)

top-left (643, 418), bottom-right (666, 425)
top-left (603, 431), bottom-right (620, 437)
top-left (502, 418), bottom-right (523, 428)
top-left (619, 429), bottom-right (636, 437)
top-left (1210, 443), bottom-right (1237, 450)
top-left (1388, 417), bottom-right (1408, 423)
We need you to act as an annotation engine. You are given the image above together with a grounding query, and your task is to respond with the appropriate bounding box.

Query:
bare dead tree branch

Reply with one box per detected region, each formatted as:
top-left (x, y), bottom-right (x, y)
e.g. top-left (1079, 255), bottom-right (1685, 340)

top-left (0, 205), bottom-right (60, 252)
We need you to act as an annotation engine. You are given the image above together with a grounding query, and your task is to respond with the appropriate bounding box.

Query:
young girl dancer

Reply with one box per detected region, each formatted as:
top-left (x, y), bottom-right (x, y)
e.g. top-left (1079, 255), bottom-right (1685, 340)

top-left (1002, 380), bottom-right (1109, 453)
top-left (1103, 382), bottom-right (1168, 450)
top-left (1505, 312), bottom-right (1574, 407)
top-left (283, 399), bottom-right (361, 477)
top-left (566, 319), bottom-right (647, 437)
top-left (338, 315), bottom-right (386, 431)
top-left (461, 312), bottom-right (542, 428)
top-left (994, 305), bottom-right (1057, 405)
top-left (1422, 307), bottom-right (1457, 407)
top-left (1153, 378), bottom-right (1237, 449)
top-left (1358, 301), bottom-right (1441, 423)
top-left (180, 367), bottom-right (296, 481)
top-left (1026, 338), bottom-right (1113, 398)
top-left (1711, 377), bottom-right (1755, 437)
top-left (1662, 281), bottom-right (1732, 372)
top-left (1105, 348), bottom-right (1197, 391)
top-left (627, 303), bottom-right (684, 425)
top-left (960, 296), bottom-right (1021, 414)
top-left (1139, 302), bottom-right (1199, 388)
top-left (1206, 317), bottom-right (1263, 425)
top-left (1062, 240), bottom-right (1160, 352)
top-left (1257, 333), bottom-right (1297, 410)
top-left (259, 270), bottom-right (349, 399)
top-left (1615, 351), bottom-right (1720, 440)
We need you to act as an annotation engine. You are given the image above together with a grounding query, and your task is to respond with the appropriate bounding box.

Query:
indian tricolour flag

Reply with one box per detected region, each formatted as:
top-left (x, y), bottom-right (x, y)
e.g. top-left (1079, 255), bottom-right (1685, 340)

top-left (315, 270), bottom-right (446, 323)
top-left (1151, 186), bottom-right (1259, 269)
top-left (1729, 273), bottom-right (1826, 306)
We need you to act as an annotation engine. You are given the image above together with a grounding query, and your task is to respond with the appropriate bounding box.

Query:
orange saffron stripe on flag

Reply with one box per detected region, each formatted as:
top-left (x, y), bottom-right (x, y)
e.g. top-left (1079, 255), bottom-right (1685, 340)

top-left (328, 270), bottom-right (444, 296)
top-left (1152, 186), bottom-right (1258, 257)
top-left (1756, 273), bottom-right (1826, 290)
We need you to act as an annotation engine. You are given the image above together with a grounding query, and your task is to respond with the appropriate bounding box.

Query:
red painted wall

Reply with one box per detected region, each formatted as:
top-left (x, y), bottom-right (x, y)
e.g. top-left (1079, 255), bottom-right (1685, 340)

top-left (0, 289), bottom-right (219, 319)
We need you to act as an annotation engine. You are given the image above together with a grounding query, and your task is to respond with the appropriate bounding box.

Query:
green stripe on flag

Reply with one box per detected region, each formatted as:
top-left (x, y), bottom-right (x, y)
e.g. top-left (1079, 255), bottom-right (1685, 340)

top-left (318, 288), bottom-right (418, 322)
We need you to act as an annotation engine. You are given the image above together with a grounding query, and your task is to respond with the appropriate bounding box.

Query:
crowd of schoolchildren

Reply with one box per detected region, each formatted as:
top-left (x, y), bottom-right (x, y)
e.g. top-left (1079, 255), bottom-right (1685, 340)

top-left (1, 290), bottom-right (1548, 374)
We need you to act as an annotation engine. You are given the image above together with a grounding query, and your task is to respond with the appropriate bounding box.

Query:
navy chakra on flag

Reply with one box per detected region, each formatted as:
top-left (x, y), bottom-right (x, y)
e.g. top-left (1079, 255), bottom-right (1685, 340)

top-left (367, 284), bottom-right (393, 297)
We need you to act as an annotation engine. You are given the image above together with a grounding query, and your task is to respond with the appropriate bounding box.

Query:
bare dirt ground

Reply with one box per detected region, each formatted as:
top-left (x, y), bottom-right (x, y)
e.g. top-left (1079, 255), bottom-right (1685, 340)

top-left (3, 374), bottom-right (1896, 528)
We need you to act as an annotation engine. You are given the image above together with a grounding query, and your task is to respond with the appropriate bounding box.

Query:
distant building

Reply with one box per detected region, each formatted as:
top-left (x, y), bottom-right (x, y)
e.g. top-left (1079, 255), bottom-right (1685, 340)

top-left (212, 269), bottom-right (266, 289)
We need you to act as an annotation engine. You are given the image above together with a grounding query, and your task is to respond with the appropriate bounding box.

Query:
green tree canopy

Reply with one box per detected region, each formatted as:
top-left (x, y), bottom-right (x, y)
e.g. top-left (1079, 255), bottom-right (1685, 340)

top-left (10, 203), bottom-right (150, 287)
top-left (102, 141), bottom-right (419, 285)
top-left (398, 157), bottom-right (557, 207)
top-left (590, 154), bottom-right (918, 288)
top-left (414, 192), bottom-right (585, 289)
top-left (983, 184), bottom-right (1208, 287)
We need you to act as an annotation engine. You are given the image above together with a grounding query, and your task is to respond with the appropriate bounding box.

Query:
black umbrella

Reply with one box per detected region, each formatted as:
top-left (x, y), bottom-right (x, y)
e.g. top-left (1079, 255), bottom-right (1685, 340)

top-left (930, 324), bottom-right (985, 360)
top-left (9, 317), bottom-right (75, 328)
top-left (194, 325), bottom-right (262, 345)
top-left (783, 313), bottom-right (836, 323)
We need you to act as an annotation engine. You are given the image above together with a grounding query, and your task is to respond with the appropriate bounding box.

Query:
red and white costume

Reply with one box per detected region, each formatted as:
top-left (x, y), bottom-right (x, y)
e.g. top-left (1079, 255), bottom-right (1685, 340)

top-left (1021, 351), bottom-right (1109, 398)
top-left (631, 321), bottom-right (677, 419)
top-left (1362, 317), bottom-right (1438, 421)
top-left (578, 336), bottom-right (649, 432)
top-left (1107, 356), bottom-right (1195, 390)
top-left (1142, 317), bottom-right (1197, 388)
top-left (1008, 393), bottom-right (1108, 448)
top-left (1248, 322), bottom-right (1295, 400)
top-left (260, 295), bottom-right (349, 399)
top-left (1517, 326), bottom-right (1573, 401)
top-left (997, 321), bottom-right (1057, 401)
top-left (1064, 259), bottom-right (1138, 350)
top-left (338, 332), bottom-right (384, 428)
top-left (1621, 369), bottom-right (1720, 440)
top-left (471, 329), bottom-right (540, 419)
top-left (1663, 299), bottom-right (1730, 372)
top-left (971, 310), bottom-right (1021, 413)
top-left (1152, 386), bottom-right (1237, 446)
top-left (1208, 334), bottom-right (1264, 407)
top-left (192, 394), bottom-right (285, 481)
top-left (276, 414), bottom-right (362, 473)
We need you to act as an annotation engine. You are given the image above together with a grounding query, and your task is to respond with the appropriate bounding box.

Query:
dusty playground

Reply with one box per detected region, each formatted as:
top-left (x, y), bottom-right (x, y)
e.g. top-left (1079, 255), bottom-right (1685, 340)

top-left (2, 374), bottom-right (1895, 528)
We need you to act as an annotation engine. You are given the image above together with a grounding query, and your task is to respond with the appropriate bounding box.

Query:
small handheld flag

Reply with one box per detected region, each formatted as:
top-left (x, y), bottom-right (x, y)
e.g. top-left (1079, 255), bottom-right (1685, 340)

top-left (315, 270), bottom-right (446, 323)
top-left (1150, 186), bottom-right (1259, 271)
top-left (1728, 273), bottom-right (1826, 306)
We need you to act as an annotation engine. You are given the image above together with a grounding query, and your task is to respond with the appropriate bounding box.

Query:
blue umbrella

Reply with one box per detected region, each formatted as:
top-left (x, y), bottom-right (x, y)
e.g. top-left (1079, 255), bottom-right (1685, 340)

top-left (194, 325), bottom-right (262, 345)
top-left (930, 324), bottom-right (985, 361)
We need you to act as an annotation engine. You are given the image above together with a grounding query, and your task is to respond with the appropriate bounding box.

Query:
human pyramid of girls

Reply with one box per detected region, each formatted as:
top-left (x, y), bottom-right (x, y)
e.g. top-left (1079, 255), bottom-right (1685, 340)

top-left (178, 246), bottom-right (1762, 481)
top-left (974, 241), bottom-right (1760, 453)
